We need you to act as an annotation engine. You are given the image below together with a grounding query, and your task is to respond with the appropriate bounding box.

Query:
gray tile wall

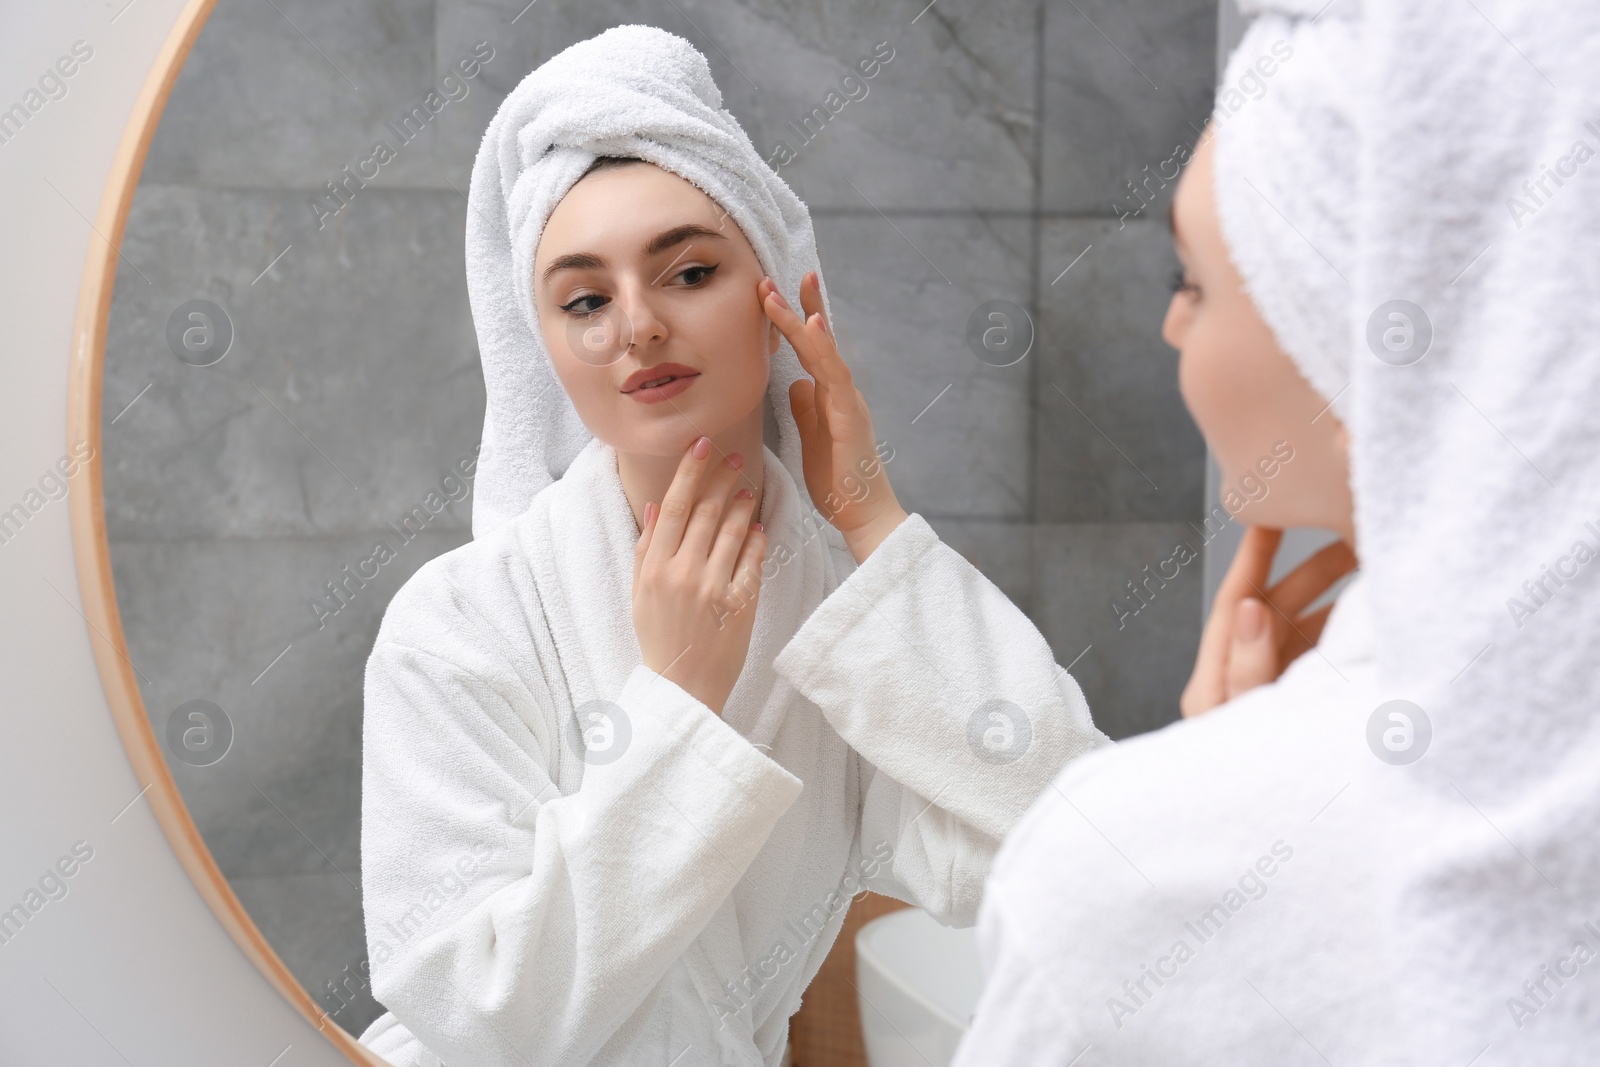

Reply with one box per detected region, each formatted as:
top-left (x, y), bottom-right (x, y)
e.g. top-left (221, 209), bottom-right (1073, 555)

top-left (104, 0), bottom-right (1216, 1040)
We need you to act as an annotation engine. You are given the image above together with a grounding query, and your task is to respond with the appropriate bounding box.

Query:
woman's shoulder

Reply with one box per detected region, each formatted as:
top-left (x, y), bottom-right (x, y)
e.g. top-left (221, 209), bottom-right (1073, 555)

top-left (357, 1009), bottom-right (424, 1064)
top-left (369, 512), bottom-right (545, 669)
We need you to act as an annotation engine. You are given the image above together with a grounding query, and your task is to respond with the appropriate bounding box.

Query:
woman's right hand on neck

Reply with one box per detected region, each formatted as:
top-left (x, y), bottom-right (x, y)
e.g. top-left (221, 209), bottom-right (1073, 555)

top-left (632, 435), bottom-right (768, 716)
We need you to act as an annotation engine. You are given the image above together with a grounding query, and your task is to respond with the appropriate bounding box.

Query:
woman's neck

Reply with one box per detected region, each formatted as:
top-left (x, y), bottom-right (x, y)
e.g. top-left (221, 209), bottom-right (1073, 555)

top-left (615, 405), bottom-right (767, 534)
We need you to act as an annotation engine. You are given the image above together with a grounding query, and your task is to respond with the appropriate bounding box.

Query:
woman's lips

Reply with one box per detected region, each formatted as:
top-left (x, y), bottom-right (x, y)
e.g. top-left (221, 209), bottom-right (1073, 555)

top-left (626, 373), bottom-right (700, 404)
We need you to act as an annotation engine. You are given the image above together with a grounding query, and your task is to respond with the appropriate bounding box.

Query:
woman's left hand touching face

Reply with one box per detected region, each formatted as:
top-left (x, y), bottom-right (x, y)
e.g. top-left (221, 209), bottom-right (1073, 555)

top-left (760, 270), bottom-right (908, 563)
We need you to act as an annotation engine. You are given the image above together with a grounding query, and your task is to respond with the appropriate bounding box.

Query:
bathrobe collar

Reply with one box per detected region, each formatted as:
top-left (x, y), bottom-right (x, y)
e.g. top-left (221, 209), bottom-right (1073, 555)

top-left (524, 434), bottom-right (840, 749)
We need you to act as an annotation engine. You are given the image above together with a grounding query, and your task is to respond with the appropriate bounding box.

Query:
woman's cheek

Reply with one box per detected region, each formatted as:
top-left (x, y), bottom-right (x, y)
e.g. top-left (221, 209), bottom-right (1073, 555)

top-left (546, 341), bottom-right (625, 444)
top-left (714, 296), bottom-right (775, 416)
top-left (1177, 327), bottom-right (1232, 456)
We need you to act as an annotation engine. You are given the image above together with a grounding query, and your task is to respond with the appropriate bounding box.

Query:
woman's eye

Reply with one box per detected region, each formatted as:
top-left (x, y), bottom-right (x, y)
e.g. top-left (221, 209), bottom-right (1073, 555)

top-left (1170, 268), bottom-right (1199, 297)
top-left (559, 294), bottom-right (607, 316)
top-left (676, 263), bottom-right (718, 286)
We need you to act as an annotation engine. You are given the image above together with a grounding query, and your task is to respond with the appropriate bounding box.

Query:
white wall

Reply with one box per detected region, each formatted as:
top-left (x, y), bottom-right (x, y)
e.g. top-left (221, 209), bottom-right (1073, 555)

top-left (0, 3), bottom-right (353, 1063)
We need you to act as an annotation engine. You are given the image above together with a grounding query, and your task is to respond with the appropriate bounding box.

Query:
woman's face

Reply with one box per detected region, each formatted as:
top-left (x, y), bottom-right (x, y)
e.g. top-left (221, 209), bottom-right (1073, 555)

top-left (1162, 127), bottom-right (1354, 537)
top-left (532, 161), bottom-right (779, 458)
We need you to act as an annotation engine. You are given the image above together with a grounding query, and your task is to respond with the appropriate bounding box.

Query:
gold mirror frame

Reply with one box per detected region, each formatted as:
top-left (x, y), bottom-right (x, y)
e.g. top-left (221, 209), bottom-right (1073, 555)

top-left (66, 1), bottom-right (383, 1060)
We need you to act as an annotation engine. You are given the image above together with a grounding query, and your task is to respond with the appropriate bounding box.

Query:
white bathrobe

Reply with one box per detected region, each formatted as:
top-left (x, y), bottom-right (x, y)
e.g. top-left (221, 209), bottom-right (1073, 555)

top-left (358, 436), bottom-right (1109, 1067)
top-left (945, 577), bottom-right (1418, 1065)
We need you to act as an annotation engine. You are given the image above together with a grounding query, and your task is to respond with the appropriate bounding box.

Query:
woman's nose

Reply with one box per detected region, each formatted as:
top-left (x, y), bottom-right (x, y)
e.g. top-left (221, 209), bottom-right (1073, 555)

top-left (1160, 295), bottom-right (1187, 350)
top-left (615, 284), bottom-right (668, 348)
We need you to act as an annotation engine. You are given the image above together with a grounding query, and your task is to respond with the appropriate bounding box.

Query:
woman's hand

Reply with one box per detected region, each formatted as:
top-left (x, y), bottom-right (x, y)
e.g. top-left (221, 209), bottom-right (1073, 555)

top-left (1180, 526), bottom-right (1358, 718)
top-left (759, 271), bottom-right (908, 563)
top-left (632, 436), bottom-right (768, 716)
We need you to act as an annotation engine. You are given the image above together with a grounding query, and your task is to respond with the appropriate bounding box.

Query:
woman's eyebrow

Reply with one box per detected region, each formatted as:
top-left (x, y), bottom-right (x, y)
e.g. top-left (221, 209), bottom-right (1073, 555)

top-left (643, 222), bottom-right (727, 257)
top-left (541, 251), bottom-right (605, 283)
top-left (541, 223), bottom-right (729, 286)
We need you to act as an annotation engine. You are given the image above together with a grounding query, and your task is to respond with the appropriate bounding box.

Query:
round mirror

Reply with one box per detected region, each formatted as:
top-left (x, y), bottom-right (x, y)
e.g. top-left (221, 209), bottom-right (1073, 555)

top-left (83, 0), bottom-right (1212, 1060)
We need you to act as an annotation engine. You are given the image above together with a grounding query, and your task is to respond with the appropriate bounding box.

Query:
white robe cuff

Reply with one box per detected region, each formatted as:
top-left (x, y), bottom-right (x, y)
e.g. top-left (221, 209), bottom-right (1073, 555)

top-left (773, 512), bottom-right (1108, 843)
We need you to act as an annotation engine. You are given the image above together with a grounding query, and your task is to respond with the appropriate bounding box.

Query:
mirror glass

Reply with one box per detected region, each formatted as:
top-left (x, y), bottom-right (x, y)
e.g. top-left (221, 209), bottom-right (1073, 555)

top-left (101, 0), bottom-right (1213, 1046)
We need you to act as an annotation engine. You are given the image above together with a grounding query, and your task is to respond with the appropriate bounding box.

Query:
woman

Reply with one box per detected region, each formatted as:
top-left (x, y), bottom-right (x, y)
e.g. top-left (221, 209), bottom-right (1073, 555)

top-left (944, 0), bottom-right (1578, 1060)
top-left (357, 25), bottom-right (1106, 1067)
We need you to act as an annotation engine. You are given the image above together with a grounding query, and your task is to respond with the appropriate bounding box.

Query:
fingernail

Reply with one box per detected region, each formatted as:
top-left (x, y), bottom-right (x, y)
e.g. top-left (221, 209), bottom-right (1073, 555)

top-left (736, 488), bottom-right (752, 499)
top-left (644, 501), bottom-right (657, 525)
top-left (1237, 598), bottom-right (1265, 641)
top-left (770, 289), bottom-right (790, 310)
top-left (692, 436), bottom-right (711, 459)
top-left (752, 522), bottom-right (764, 532)
top-left (727, 452), bottom-right (744, 469)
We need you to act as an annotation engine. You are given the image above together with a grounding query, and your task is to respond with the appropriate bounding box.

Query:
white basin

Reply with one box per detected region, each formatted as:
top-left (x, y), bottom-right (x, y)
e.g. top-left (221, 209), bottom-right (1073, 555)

top-left (855, 907), bottom-right (984, 1067)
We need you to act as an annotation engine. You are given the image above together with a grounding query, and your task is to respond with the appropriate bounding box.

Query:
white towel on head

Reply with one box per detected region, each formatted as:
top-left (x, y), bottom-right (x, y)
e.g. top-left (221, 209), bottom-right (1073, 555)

top-left (464, 23), bottom-right (831, 538)
top-left (1237, 0), bottom-right (1360, 17)
top-left (1210, 7), bottom-right (1360, 407)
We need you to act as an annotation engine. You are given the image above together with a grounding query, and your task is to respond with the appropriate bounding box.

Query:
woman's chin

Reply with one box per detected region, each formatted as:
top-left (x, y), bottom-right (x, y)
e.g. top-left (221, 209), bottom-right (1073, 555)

top-left (589, 389), bottom-right (766, 458)
top-left (600, 425), bottom-right (710, 459)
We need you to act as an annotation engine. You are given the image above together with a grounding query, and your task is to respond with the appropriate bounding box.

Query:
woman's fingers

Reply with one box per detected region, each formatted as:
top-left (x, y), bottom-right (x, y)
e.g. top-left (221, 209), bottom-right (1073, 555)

top-left (1181, 594), bottom-right (1232, 717)
top-left (811, 362), bottom-right (833, 441)
top-left (1224, 596), bottom-right (1277, 700)
top-left (761, 280), bottom-right (818, 373)
top-left (808, 313), bottom-right (844, 430)
top-left (1181, 529), bottom-right (1354, 717)
top-left (1279, 601), bottom-right (1337, 663)
top-left (800, 271), bottom-right (855, 391)
top-left (760, 273), bottom-right (866, 500)
top-left (708, 486), bottom-right (759, 588)
top-left (1222, 525), bottom-right (1284, 598)
top-left (1263, 539), bottom-right (1358, 619)
top-left (759, 273), bottom-right (853, 396)
top-left (789, 377), bottom-right (836, 516)
top-left (789, 378), bottom-right (818, 442)
top-left (1181, 526), bottom-right (1283, 718)
top-left (798, 269), bottom-right (824, 321)
top-left (650, 437), bottom-right (716, 559)
top-left (727, 522), bottom-right (768, 616)
top-left (633, 500), bottom-right (658, 587)
top-left (1181, 626), bottom-right (1227, 717)
top-left (790, 378), bottom-right (828, 478)
top-left (678, 451), bottom-right (747, 561)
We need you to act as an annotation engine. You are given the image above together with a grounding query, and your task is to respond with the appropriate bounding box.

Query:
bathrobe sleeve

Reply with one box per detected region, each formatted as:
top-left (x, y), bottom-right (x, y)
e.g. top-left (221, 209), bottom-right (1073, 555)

top-left (772, 513), bottom-right (1111, 927)
top-left (361, 597), bottom-right (804, 1067)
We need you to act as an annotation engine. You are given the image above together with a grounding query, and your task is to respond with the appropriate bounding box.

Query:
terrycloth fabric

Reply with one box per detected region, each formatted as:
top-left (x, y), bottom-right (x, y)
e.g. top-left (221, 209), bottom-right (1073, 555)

top-left (1237, 0), bottom-right (1359, 17)
top-left (1211, 8), bottom-right (1360, 407)
top-left (953, 0), bottom-right (1600, 1064)
top-left (464, 23), bottom-right (829, 538)
top-left (951, 578), bottom-right (1417, 1064)
top-left (1352, 1), bottom-right (1600, 1060)
top-left (357, 440), bottom-right (1108, 1066)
